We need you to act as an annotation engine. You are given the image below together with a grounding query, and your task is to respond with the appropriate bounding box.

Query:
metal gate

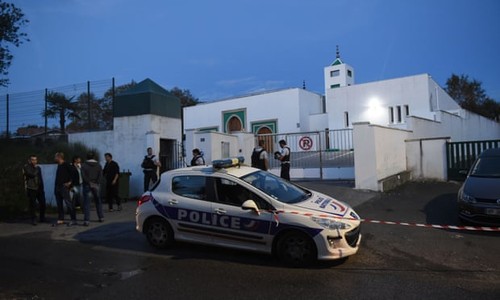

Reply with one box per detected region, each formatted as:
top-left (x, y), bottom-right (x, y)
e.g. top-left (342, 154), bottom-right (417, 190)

top-left (446, 139), bottom-right (500, 181)
top-left (255, 129), bottom-right (354, 179)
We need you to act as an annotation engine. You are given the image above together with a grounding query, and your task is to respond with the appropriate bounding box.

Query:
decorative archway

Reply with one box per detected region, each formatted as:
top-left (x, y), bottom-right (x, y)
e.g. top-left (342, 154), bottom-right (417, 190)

top-left (227, 116), bottom-right (242, 133)
top-left (256, 126), bottom-right (273, 153)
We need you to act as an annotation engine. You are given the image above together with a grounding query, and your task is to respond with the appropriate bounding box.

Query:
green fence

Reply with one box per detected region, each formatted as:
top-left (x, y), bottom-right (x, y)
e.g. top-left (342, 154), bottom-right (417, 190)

top-left (446, 139), bottom-right (500, 181)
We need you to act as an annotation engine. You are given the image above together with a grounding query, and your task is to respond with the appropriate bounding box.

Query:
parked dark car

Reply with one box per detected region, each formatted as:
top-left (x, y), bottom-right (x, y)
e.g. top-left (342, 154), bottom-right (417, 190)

top-left (457, 148), bottom-right (500, 226)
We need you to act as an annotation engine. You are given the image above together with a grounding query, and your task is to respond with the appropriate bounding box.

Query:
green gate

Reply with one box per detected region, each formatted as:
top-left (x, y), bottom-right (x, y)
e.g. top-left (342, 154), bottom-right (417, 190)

top-left (446, 139), bottom-right (500, 181)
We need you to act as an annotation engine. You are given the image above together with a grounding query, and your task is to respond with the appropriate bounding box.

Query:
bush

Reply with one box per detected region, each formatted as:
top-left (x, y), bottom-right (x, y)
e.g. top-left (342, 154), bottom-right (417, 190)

top-left (0, 138), bottom-right (99, 220)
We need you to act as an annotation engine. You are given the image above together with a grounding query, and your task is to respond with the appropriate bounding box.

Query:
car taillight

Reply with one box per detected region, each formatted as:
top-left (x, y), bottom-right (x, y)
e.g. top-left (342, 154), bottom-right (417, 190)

top-left (138, 195), bottom-right (152, 206)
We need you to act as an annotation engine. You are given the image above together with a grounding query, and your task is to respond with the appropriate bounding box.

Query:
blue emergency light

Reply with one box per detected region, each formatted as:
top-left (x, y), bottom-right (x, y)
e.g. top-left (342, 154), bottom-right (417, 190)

top-left (212, 156), bottom-right (245, 169)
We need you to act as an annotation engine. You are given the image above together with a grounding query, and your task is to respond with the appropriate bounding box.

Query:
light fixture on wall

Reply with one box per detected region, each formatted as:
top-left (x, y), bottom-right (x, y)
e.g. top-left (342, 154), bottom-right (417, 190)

top-left (366, 97), bottom-right (384, 120)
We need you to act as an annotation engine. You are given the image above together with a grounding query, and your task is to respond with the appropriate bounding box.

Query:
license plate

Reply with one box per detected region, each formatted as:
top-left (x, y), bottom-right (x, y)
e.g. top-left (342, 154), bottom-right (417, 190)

top-left (485, 208), bottom-right (500, 216)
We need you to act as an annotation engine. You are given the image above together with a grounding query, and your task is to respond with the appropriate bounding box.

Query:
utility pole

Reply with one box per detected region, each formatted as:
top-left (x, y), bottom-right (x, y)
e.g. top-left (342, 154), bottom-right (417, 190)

top-left (87, 81), bottom-right (91, 131)
top-left (44, 89), bottom-right (48, 136)
top-left (6, 94), bottom-right (9, 139)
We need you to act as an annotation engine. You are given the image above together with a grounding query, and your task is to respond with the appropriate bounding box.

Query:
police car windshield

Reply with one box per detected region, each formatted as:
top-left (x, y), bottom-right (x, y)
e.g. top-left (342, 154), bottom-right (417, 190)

top-left (241, 171), bottom-right (311, 204)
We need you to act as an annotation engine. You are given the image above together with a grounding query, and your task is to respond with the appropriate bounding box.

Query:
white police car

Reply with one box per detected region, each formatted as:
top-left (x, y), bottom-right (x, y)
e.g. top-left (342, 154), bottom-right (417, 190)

top-left (136, 157), bottom-right (361, 265)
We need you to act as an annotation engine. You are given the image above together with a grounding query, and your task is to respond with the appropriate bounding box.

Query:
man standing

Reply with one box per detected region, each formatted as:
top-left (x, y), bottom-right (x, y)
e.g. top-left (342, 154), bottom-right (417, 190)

top-left (54, 152), bottom-right (76, 226)
top-left (70, 156), bottom-right (83, 209)
top-left (190, 148), bottom-right (205, 166)
top-left (81, 152), bottom-right (104, 226)
top-left (103, 153), bottom-right (121, 211)
top-left (23, 155), bottom-right (46, 225)
top-left (142, 147), bottom-right (161, 192)
top-left (251, 140), bottom-right (269, 171)
top-left (278, 139), bottom-right (291, 181)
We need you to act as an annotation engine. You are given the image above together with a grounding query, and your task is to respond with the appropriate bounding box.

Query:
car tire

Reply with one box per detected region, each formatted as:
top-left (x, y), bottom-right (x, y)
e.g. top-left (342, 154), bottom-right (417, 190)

top-left (276, 231), bottom-right (317, 267)
top-left (145, 217), bottom-right (174, 249)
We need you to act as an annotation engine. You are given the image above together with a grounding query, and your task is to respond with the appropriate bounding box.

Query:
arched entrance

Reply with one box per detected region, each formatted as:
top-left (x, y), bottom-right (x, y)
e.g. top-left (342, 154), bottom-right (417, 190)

top-left (227, 116), bottom-right (242, 133)
top-left (257, 126), bottom-right (273, 153)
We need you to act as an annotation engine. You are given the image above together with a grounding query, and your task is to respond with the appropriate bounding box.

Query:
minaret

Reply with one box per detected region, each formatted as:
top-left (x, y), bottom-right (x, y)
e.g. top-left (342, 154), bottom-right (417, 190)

top-left (324, 46), bottom-right (355, 94)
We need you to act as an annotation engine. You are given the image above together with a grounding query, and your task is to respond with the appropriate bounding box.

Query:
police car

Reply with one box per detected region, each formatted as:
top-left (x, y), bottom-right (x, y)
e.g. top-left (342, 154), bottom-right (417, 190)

top-left (136, 157), bottom-right (361, 265)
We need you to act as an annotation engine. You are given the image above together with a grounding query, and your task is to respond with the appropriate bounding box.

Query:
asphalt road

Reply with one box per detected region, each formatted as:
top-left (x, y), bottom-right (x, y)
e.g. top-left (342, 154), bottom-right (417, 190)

top-left (0, 181), bottom-right (499, 300)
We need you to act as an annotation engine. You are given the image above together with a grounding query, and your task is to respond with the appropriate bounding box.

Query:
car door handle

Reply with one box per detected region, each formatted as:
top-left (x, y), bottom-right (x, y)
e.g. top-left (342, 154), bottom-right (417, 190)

top-left (214, 208), bottom-right (226, 215)
top-left (168, 199), bottom-right (178, 205)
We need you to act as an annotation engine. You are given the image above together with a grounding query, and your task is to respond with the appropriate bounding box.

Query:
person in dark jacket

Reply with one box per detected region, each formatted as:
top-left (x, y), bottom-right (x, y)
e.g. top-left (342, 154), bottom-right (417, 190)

top-left (23, 155), bottom-right (46, 225)
top-left (70, 156), bottom-right (83, 209)
top-left (103, 153), bottom-right (121, 211)
top-left (81, 152), bottom-right (104, 225)
top-left (54, 152), bottom-right (76, 226)
top-left (190, 148), bottom-right (205, 166)
top-left (277, 140), bottom-right (291, 181)
top-left (142, 147), bottom-right (161, 192)
top-left (251, 140), bottom-right (269, 171)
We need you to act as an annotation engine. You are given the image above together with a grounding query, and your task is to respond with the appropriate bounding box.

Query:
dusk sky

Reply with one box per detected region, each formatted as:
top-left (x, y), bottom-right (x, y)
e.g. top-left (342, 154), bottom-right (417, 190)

top-left (4, 0), bottom-right (500, 101)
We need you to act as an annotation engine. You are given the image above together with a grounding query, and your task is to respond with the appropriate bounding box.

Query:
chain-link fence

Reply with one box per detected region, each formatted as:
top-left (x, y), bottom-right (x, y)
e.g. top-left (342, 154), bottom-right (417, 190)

top-left (0, 78), bottom-right (115, 139)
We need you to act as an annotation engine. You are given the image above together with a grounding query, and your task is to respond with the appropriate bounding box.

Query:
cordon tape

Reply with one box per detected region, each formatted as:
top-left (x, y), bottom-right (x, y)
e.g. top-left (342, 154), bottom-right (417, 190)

top-left (270, 210), bottom-right (500, 232)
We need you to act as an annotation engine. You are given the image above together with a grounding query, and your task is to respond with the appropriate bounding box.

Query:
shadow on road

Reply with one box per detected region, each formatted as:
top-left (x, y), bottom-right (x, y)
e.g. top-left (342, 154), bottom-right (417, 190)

top-left (74, 221), bottom-right (349, 269)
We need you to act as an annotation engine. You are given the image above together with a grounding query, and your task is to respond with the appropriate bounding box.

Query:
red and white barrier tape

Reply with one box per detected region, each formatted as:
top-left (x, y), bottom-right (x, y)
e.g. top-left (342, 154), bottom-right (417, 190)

top-left (361, 218), bottom-right (500, 232)
top-left (272, 210), bottom-right (500, 232)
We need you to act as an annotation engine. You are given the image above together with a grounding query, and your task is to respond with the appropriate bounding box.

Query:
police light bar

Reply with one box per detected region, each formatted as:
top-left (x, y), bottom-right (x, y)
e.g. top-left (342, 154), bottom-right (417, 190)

top-left (212, 156), bottom-right (245, 169)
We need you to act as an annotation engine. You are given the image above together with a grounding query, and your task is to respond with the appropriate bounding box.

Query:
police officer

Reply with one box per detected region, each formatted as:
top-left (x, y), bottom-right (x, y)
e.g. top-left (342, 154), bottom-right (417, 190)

top-left (251, 140), bottom-right (269, 171)
top-left (277, 139), bottom-right (291, 180)
top-left (191, 148), bottom-right (205, 166)
top-left (142, 147), bottom-right (161, 192)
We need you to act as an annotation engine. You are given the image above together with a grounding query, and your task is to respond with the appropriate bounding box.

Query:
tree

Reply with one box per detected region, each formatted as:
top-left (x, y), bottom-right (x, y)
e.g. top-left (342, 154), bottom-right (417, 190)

top-left (42, 92), bottom-right (79, 134)
top-left (445, 74), bottom-right (500, 121)
top-left (67, 92), bottom-right (107, 132)
top-left (0, 1), bottom-right (29, 87)
top-left (169, 87), bottom-right (200, 107)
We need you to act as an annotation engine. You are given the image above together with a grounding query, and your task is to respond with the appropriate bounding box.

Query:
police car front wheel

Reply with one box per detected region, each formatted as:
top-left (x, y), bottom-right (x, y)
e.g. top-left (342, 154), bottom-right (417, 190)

top-left (145, 217), bottom-right (174, 248)
top-left (276, 231), bottom-right (317, 267)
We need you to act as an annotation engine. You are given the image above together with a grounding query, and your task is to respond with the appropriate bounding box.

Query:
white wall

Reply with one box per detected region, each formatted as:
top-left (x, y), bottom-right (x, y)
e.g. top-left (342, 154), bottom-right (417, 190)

top-left (407, 110), bottom-right (500, 141)
top-left (325, 74), bottom-right (461, 130)
top-left (406, 138), bottom-right (449, 180)
top-left (70, 115), bottom-right (182, 197)
top-left (309, 113), bottom-right (329, 132)
top-left (188, 132), bottom-right (240, 164)
top-left (183, 88), bottom-right (323, 134)
top-left (353, 122), bottom-right (409, 191)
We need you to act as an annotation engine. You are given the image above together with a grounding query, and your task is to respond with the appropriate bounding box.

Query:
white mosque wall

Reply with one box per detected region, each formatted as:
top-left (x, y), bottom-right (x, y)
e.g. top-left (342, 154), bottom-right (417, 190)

top-left (183, 88), bottom-right (323, 134)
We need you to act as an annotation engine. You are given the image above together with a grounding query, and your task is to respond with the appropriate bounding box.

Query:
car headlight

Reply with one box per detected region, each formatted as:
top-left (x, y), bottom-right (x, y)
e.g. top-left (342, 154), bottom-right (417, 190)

top-left (311, 216), bottom-right (352, 230)
top-left (458, 189), bottom-right (476, 204)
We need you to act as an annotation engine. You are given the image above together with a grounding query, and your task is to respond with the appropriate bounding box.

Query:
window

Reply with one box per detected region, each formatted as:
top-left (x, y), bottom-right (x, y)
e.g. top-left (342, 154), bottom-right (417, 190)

top-left (404, 105), bottom-right (409, 117)
top-left (330, 70), bottom-right (340, 77)
top-left (241, 171), bottom-right (309, 205)
top-left (396, 106), bottom-right (402, 123)
top-left (330, 84), bottom-right (340, 89)
top-left (344, 111), bottom-right (349, 128)
top-left (172, 176), bottom-right (206, 200)
top-left (347, 70), bottom-right (352, 77)
top-left (389, 107), bottom-right (394, 124)
top-left (215, 178), bottom-right (272, 210)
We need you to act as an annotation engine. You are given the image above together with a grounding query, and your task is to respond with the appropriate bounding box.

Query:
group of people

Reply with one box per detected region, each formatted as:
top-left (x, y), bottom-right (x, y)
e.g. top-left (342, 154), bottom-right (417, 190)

top-left (23, 151), bottom-right (121, 226)
top-left (23, 143), bottom-right (290, 226)
top-left (251, 139), bottom-right (291, 180)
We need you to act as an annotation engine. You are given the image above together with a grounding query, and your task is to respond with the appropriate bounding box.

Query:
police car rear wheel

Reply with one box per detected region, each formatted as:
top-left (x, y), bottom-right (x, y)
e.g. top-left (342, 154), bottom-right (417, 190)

top-left (277, 231), bottom-right (316, 267)
top-left (145, 217), bottom-right (173, 248)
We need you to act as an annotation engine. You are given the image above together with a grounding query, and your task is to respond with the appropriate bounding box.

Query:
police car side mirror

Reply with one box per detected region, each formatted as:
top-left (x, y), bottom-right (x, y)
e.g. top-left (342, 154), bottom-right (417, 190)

top-left (242, 200), bottom-right (260, 215)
